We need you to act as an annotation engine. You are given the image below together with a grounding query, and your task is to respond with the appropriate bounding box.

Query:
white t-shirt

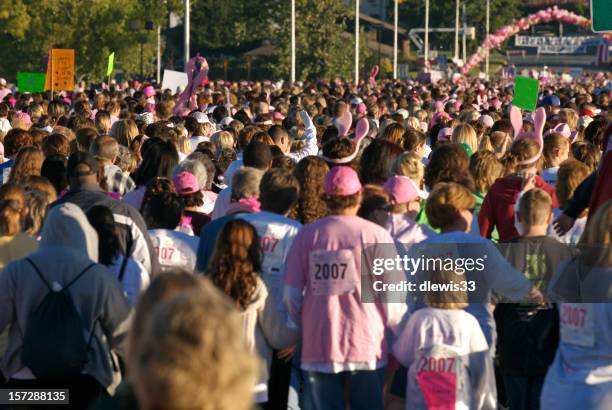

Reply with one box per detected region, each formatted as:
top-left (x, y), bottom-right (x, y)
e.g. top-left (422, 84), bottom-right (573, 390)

top-left (384, 213), bottom-right (433, 245)
top-left (189, 135), bottom-right (210, 153)
top-left (541, 303), bottom-right (612, 410)
top-left (548, 208), bottom-right (586, 245)
top-left (239, 211), bottom-right (302, 317)
top-left (211, 186), bottom-right (232, 220)
top-left (108, 256), bottom-right (150, 306)
top-left (223, 157), bottom-right (244, 188)
top-left (541, 167), bottom-right (559, 187)
top-left (393, 308), bottom-right (496, 410)
top-left (148, 229), bottom-right (199, 271)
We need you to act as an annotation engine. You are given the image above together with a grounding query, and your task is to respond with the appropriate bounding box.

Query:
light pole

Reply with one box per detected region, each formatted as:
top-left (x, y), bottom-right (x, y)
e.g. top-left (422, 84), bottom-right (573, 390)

top-left (424, 0), bottom-right (429, 69)
top-left (184, 0), bottom-right (190, 69)
top-left (485, 0), bottom-right (490, 80)
top-left (462, 2), bottom-right (467, 63)
top-left (454, 0), bottom-right (460, 60)
top-left (393, 0), bottom-right (398, 79)
top-left (355, 0), bottom-right (360, 84)
top-left (157, 25), bottom-right (161, 84)
top-left (291, 0), bottom-right (296, 83)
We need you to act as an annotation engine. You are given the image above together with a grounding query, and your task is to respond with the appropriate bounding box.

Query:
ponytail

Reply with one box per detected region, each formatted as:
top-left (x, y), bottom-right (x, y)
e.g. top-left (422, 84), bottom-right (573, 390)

top-left (479, 134), bottom-right (494, 152)
top-left (504, 139), bottom-right (542, 176)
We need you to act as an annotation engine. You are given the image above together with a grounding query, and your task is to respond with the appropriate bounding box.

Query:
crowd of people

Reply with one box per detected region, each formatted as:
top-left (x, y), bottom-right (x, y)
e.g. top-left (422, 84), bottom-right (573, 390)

top-left (0, 70), bottom-right (610, 410)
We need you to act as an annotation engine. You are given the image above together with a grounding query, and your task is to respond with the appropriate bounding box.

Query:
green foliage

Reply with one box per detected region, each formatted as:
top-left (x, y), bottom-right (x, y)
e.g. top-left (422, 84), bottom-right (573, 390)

top-left (270, 0), bottom-right (371, 80)
top-left (190, 0), bottom-right (272, 51)
top-left (0, 0), bottom-right (182, 81)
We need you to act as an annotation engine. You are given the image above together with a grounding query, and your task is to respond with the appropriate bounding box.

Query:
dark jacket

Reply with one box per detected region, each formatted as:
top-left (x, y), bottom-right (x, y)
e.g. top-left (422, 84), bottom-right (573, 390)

top-left (54, 183), bottom-right (160, 276)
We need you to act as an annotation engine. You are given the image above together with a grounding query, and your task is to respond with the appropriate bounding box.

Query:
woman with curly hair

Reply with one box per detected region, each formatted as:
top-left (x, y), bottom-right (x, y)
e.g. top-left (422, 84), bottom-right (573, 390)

top-left (207, 219), bottom-right (298, 406)
top-left (292, 156), bottom-right (329, 224)
top-left (8, 147), bottom-right (44, 184)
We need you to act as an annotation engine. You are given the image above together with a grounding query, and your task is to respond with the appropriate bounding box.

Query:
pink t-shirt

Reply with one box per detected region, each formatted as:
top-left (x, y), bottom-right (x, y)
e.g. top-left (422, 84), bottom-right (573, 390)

top-left (285, 214), bottom-right (401, 366)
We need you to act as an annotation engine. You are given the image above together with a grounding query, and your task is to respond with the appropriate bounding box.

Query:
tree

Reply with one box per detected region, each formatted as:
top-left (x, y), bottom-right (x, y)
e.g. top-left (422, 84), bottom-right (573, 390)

top-left (270, 0), bottom-right (371, 80)
top-left (190, 0), bottom-right (272, 53)
top-left (0, 0), bottom-right (182, 81)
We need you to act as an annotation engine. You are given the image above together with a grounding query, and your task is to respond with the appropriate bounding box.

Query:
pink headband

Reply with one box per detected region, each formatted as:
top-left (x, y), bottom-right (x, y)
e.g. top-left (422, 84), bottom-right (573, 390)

top-left (510, 106), bottom-right (546, 166)
top-left (319, 118), bottom-right (369, 164)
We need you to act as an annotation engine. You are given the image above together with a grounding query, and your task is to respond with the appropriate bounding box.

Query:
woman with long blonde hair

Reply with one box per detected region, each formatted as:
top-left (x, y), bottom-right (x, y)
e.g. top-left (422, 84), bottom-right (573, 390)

top-left (451, 123), bottom-right (478, 155)
top-left (110, 119), bottom-right (139, 147)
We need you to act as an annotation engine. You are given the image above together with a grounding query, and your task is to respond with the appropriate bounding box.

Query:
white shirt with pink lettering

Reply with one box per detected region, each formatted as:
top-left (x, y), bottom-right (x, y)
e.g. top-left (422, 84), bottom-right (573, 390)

top-left (393, 307), bottom-right (496, 410)
top-left (148, 229), bottom-right (199, 271)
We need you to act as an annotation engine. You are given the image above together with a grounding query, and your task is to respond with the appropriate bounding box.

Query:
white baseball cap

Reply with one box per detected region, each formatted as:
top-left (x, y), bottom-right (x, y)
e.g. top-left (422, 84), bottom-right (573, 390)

top-left (191, 111), bottom-right (211, 124)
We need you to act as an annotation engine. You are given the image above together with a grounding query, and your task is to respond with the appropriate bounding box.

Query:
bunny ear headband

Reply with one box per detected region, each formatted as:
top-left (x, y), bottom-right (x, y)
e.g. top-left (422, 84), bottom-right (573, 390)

top-left (337, 110), bottom-right (353, 137)
top-left (510, 105), bottom-right (546, 166)
top-left (320, 117), bottom-right (369, 164)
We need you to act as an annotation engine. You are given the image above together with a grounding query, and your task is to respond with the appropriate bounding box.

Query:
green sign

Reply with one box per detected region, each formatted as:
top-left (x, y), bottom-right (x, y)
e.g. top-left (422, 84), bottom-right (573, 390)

top-left (107, 52), bottom-right (115, 76)
top-left (512, 76), bottom-right (539, 112)
top-left (17, 72), bottom-right (47, 93)
top-left (591, 0), bottom-right (612, 32)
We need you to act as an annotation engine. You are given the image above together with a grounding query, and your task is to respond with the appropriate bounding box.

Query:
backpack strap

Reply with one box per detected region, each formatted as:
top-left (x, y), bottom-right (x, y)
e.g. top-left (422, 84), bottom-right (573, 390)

top-left (118, 229), bottom-right (134, 282)
top-left (64, 263), bottom-right (97, 290)
top-left (25, 258), bottom-right (52, 291)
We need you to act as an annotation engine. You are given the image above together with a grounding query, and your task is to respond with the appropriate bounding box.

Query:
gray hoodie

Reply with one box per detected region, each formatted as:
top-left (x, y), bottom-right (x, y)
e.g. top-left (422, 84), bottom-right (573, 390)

top-left (0, 203), bottom-right (132, 394)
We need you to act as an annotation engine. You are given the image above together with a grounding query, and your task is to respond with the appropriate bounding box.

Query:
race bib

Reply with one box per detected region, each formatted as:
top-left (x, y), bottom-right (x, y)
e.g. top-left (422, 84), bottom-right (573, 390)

top-left (309, 249), bottom-right (357, 296)
top-left (258, 225), bottom-right (292, 313)
top-left (154, 237), bottom-right (196, 270)
top-left (560, 303), bottom-right (595, 347)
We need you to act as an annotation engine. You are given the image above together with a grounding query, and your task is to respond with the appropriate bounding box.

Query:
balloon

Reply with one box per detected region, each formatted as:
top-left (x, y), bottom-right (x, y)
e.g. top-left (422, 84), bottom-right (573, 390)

top-left (462, 8), bottom-right (612, 74)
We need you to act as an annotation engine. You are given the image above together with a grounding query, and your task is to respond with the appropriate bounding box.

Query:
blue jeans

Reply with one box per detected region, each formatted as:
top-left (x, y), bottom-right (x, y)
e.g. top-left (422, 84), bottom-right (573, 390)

top-left (302, 368), bottom-right (385, 410)
top-left (503, 374), bottom-right (545, 410)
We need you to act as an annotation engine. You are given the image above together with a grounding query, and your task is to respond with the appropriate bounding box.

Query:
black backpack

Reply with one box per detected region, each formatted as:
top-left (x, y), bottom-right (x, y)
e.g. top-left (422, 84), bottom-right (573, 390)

top-left (20, 258), bottom-right (96, 379)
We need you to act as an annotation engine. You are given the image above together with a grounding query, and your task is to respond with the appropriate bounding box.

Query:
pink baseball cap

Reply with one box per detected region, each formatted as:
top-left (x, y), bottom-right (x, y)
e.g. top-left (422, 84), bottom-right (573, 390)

top-left (323, 166), bottom-right (362, 196)
top-left (173, 171), bottom-right (200, 195)
top-left (144, 85), bottom-right (156, 97)
top-left (383, 176), bottom-right (419, 204)
top-left (437, 127), bottom-right (453, 142)
top-left (544, 123), bottom-right (571, 139)
top-left (479, 114), bottom-right (494, 128)
top-left (14, 111), bottom-right (31, 125)
top-left (272, 111), bottom-right (285, 121)
top-left (356, 103), bottom-right (367, 114)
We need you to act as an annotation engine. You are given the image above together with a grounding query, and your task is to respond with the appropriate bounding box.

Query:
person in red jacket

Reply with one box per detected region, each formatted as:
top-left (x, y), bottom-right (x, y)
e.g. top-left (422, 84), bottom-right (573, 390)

top-left (479, 107), bottom-right (558, 242)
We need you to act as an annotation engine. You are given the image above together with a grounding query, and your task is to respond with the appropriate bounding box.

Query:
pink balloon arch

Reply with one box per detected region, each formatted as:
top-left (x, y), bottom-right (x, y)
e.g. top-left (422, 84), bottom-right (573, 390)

top-left (462, 6), bottom-right (612, 74)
